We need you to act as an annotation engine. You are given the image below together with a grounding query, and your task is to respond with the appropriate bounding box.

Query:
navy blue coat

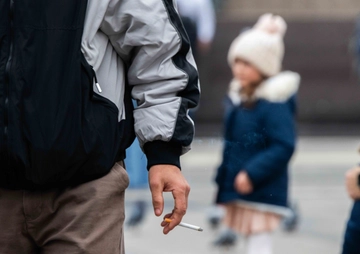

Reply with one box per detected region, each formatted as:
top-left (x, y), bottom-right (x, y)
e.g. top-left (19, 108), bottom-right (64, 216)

top-left (215, 95), bottom-right (296, 208)
top-left (342, 200), bottom-right (360, 254)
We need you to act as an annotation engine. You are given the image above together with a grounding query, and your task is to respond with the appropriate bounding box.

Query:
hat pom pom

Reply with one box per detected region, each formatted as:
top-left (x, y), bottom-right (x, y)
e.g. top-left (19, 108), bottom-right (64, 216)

top-left (254, 13), bottom-right (287, 37)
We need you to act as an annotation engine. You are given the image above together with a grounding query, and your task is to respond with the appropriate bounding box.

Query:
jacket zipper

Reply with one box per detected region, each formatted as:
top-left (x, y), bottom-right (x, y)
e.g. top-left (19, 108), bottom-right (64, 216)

top-left (91, 69), bottom-right (102, 93)
top-left (4, 0), bottom-right (14, 148)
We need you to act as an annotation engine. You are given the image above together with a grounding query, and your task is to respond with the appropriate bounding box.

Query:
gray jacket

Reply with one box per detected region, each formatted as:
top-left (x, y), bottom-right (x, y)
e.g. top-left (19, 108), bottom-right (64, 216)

top-left (82, 0), bottom-right (200, 168)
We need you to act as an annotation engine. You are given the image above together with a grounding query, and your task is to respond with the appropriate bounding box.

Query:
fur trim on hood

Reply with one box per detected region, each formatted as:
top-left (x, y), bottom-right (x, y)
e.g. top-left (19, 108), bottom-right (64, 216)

top-left (228, 71), bottom-right (300, 105)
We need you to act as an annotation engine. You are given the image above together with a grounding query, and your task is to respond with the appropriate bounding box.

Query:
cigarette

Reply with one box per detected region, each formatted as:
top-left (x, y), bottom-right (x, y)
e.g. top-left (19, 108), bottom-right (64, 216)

top-left (164, 218), bottom-right (203, 232)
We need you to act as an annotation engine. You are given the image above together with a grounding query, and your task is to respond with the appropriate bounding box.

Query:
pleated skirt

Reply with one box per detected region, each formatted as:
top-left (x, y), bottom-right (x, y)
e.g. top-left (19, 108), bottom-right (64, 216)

top-left (223, 202), bottom-right (281, 236)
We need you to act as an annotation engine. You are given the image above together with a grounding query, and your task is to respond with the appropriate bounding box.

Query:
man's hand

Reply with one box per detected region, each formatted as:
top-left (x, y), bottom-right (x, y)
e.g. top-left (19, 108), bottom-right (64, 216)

top-left (234, 171), bottom-right (253, 195)
top-left (148, 165), bottom-right (190, 234)
top-left (345, 166), bottom-right (360, 200)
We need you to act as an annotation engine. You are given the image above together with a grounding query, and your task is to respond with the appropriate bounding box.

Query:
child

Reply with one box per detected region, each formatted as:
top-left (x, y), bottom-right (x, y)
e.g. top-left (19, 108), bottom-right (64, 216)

top-left (214, 14), bottom-right (300, 254)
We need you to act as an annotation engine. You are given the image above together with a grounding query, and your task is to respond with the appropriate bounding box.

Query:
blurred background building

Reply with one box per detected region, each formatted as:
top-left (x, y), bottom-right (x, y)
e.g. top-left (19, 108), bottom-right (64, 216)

top-left (196, 0), bottom-right (360, 136)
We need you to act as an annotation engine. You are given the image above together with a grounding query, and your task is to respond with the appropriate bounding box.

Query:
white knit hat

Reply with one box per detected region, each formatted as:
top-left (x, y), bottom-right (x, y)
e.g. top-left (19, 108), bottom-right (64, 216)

top-left (227, 13), bottom-right (287, 77)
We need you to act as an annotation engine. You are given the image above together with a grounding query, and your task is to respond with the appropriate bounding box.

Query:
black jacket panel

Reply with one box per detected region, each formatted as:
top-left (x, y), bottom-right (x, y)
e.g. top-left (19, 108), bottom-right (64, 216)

top-left (0, 0), bottom-right (134, 189)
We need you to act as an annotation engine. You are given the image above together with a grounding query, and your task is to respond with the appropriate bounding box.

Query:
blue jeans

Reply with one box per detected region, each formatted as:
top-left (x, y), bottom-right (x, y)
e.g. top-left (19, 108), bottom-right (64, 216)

top-left (342, 200), bottom-right (360, 254)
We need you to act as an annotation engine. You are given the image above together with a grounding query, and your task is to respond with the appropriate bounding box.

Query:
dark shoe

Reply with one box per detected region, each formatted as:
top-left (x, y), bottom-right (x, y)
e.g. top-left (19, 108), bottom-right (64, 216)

top-left (209, 216), bottom-right (221, 229)
top-left (207, 205), bottom-right (225, 230)
top-left (213, 229), bottom-right (237, 247)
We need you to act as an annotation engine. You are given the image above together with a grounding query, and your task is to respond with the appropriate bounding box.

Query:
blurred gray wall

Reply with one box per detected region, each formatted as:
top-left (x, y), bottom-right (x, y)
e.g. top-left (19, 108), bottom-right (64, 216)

top-left (195, 0), bottom-right (360, 126)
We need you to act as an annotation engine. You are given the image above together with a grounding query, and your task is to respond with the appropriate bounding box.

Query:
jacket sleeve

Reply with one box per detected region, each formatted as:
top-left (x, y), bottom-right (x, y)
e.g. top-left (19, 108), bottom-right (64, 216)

top-left (244, 103), bottom-right (296, 188)
top-left (100, 0), bottom-right (200, 169)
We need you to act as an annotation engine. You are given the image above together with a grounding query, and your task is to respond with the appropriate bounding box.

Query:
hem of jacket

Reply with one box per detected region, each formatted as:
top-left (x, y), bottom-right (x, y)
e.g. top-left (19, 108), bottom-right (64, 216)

top-left (217, 198), bottom-right (291, 217)
top-left (0, 168), bottom-right (112, 191)
top-left (233, 200), bottom-right (292, 217)
top-left (215, 190), bottom-right (288, 209)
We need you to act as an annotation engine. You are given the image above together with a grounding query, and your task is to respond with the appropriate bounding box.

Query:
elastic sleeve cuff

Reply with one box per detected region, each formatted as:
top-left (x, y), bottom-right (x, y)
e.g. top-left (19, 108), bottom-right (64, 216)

top-left (144, 140), bottom-right (182, 170)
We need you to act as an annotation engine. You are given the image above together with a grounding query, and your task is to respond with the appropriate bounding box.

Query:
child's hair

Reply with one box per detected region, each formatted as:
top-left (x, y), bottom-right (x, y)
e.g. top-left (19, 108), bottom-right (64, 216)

top-left (227, 14), bottom-right (287, 77)
top-left (239, 78), bottom-right (266, 107)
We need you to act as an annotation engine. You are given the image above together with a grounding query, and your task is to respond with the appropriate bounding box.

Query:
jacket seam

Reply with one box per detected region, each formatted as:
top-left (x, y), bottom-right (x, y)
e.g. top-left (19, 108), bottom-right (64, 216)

top-left (160, 0), bottom-right (195, 143)
top-left (13, 25), bottom-right (83, 31)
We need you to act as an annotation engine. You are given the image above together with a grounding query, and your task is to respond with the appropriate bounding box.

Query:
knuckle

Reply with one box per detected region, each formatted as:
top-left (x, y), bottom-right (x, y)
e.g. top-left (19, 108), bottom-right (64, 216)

top-left (152, 196), bottom-right (162, 205)
top-left (176, 183), bottom-right (189, 194)
top-left (181, 181), bottom-right (189, 188)
top-left (179, 208), bottom-right (187, 216)
top-left (152, 198), bottom-right (161, 205)
top-left (150, 180), bottom-right (160, 188)
top-left (182, 184), bottom-right (190, 193)
top-left (174, 206), bottom-right (187, 216)
top-left (149, 181), bottom-right (160, 190)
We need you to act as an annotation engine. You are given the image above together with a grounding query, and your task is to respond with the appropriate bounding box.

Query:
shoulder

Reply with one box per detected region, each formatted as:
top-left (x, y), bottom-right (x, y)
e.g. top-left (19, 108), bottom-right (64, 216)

top-left (255, 100), bottom-right (294, 129)
top-left (255, 71), bottom-right (300, 103)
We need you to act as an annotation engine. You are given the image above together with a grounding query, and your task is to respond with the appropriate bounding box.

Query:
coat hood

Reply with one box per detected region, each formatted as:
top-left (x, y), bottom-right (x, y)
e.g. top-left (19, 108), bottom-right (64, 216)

top-left (228, 71), bottom-right (300, 105)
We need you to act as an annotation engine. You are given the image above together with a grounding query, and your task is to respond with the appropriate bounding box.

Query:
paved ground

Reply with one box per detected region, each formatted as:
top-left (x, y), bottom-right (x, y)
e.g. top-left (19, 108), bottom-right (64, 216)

top-left (124, 136), bottom-right (360, 254)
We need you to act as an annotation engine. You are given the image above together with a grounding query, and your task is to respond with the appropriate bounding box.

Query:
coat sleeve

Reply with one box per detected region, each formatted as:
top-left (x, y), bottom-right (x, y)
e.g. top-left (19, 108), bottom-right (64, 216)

top-left (100, 0), bottom-right (200, 169)
top-left (243, 102), bottom-right (296, 188)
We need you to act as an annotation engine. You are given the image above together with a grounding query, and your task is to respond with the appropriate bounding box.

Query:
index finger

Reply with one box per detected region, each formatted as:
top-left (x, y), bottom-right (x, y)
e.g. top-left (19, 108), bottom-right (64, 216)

top-left (163, 189), bottom-right (188, 234)
top-left (149, 181), bottom-right (164, 217)
top-left (172, 188), bottom-right (188, 220)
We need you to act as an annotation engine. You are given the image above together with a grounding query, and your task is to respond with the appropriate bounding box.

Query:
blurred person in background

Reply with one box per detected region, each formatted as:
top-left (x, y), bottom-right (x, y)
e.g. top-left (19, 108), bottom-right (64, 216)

top-left (125, 135), bottom-right (148, 229)
top-left (342, 165), bottom-right (360, 253)
top-left (342, 14), bottom-right (360, 254)
top-left (213, 14), bottom-right (300, 254)
top-left (350, 14), bottom-right (360, 82)
top-left (212, 0), bottom-right (224, 10)
top-left (175, 0), bottom-right (216, 58)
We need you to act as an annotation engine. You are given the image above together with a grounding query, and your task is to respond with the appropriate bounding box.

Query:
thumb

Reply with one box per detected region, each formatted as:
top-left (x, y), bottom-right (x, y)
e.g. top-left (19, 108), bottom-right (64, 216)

top-left (150, 182), bottom-right (164, 217)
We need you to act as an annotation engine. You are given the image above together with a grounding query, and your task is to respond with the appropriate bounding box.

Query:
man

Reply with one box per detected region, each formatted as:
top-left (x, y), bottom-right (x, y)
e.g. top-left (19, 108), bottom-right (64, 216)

top-left (343, 166), bottom-right (360, 253)
top-left (0, 0), bottom-right (199, 253)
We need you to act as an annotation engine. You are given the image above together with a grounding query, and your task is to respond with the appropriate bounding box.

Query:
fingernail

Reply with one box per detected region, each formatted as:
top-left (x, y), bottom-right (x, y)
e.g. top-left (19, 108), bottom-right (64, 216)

top-left (155, 209), bottom-right (161, 216)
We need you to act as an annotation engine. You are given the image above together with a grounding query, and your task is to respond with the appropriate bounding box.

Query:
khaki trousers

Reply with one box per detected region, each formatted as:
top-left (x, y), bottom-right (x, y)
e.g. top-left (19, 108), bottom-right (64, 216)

top-left (0, 162), bottom-right (129, 254)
